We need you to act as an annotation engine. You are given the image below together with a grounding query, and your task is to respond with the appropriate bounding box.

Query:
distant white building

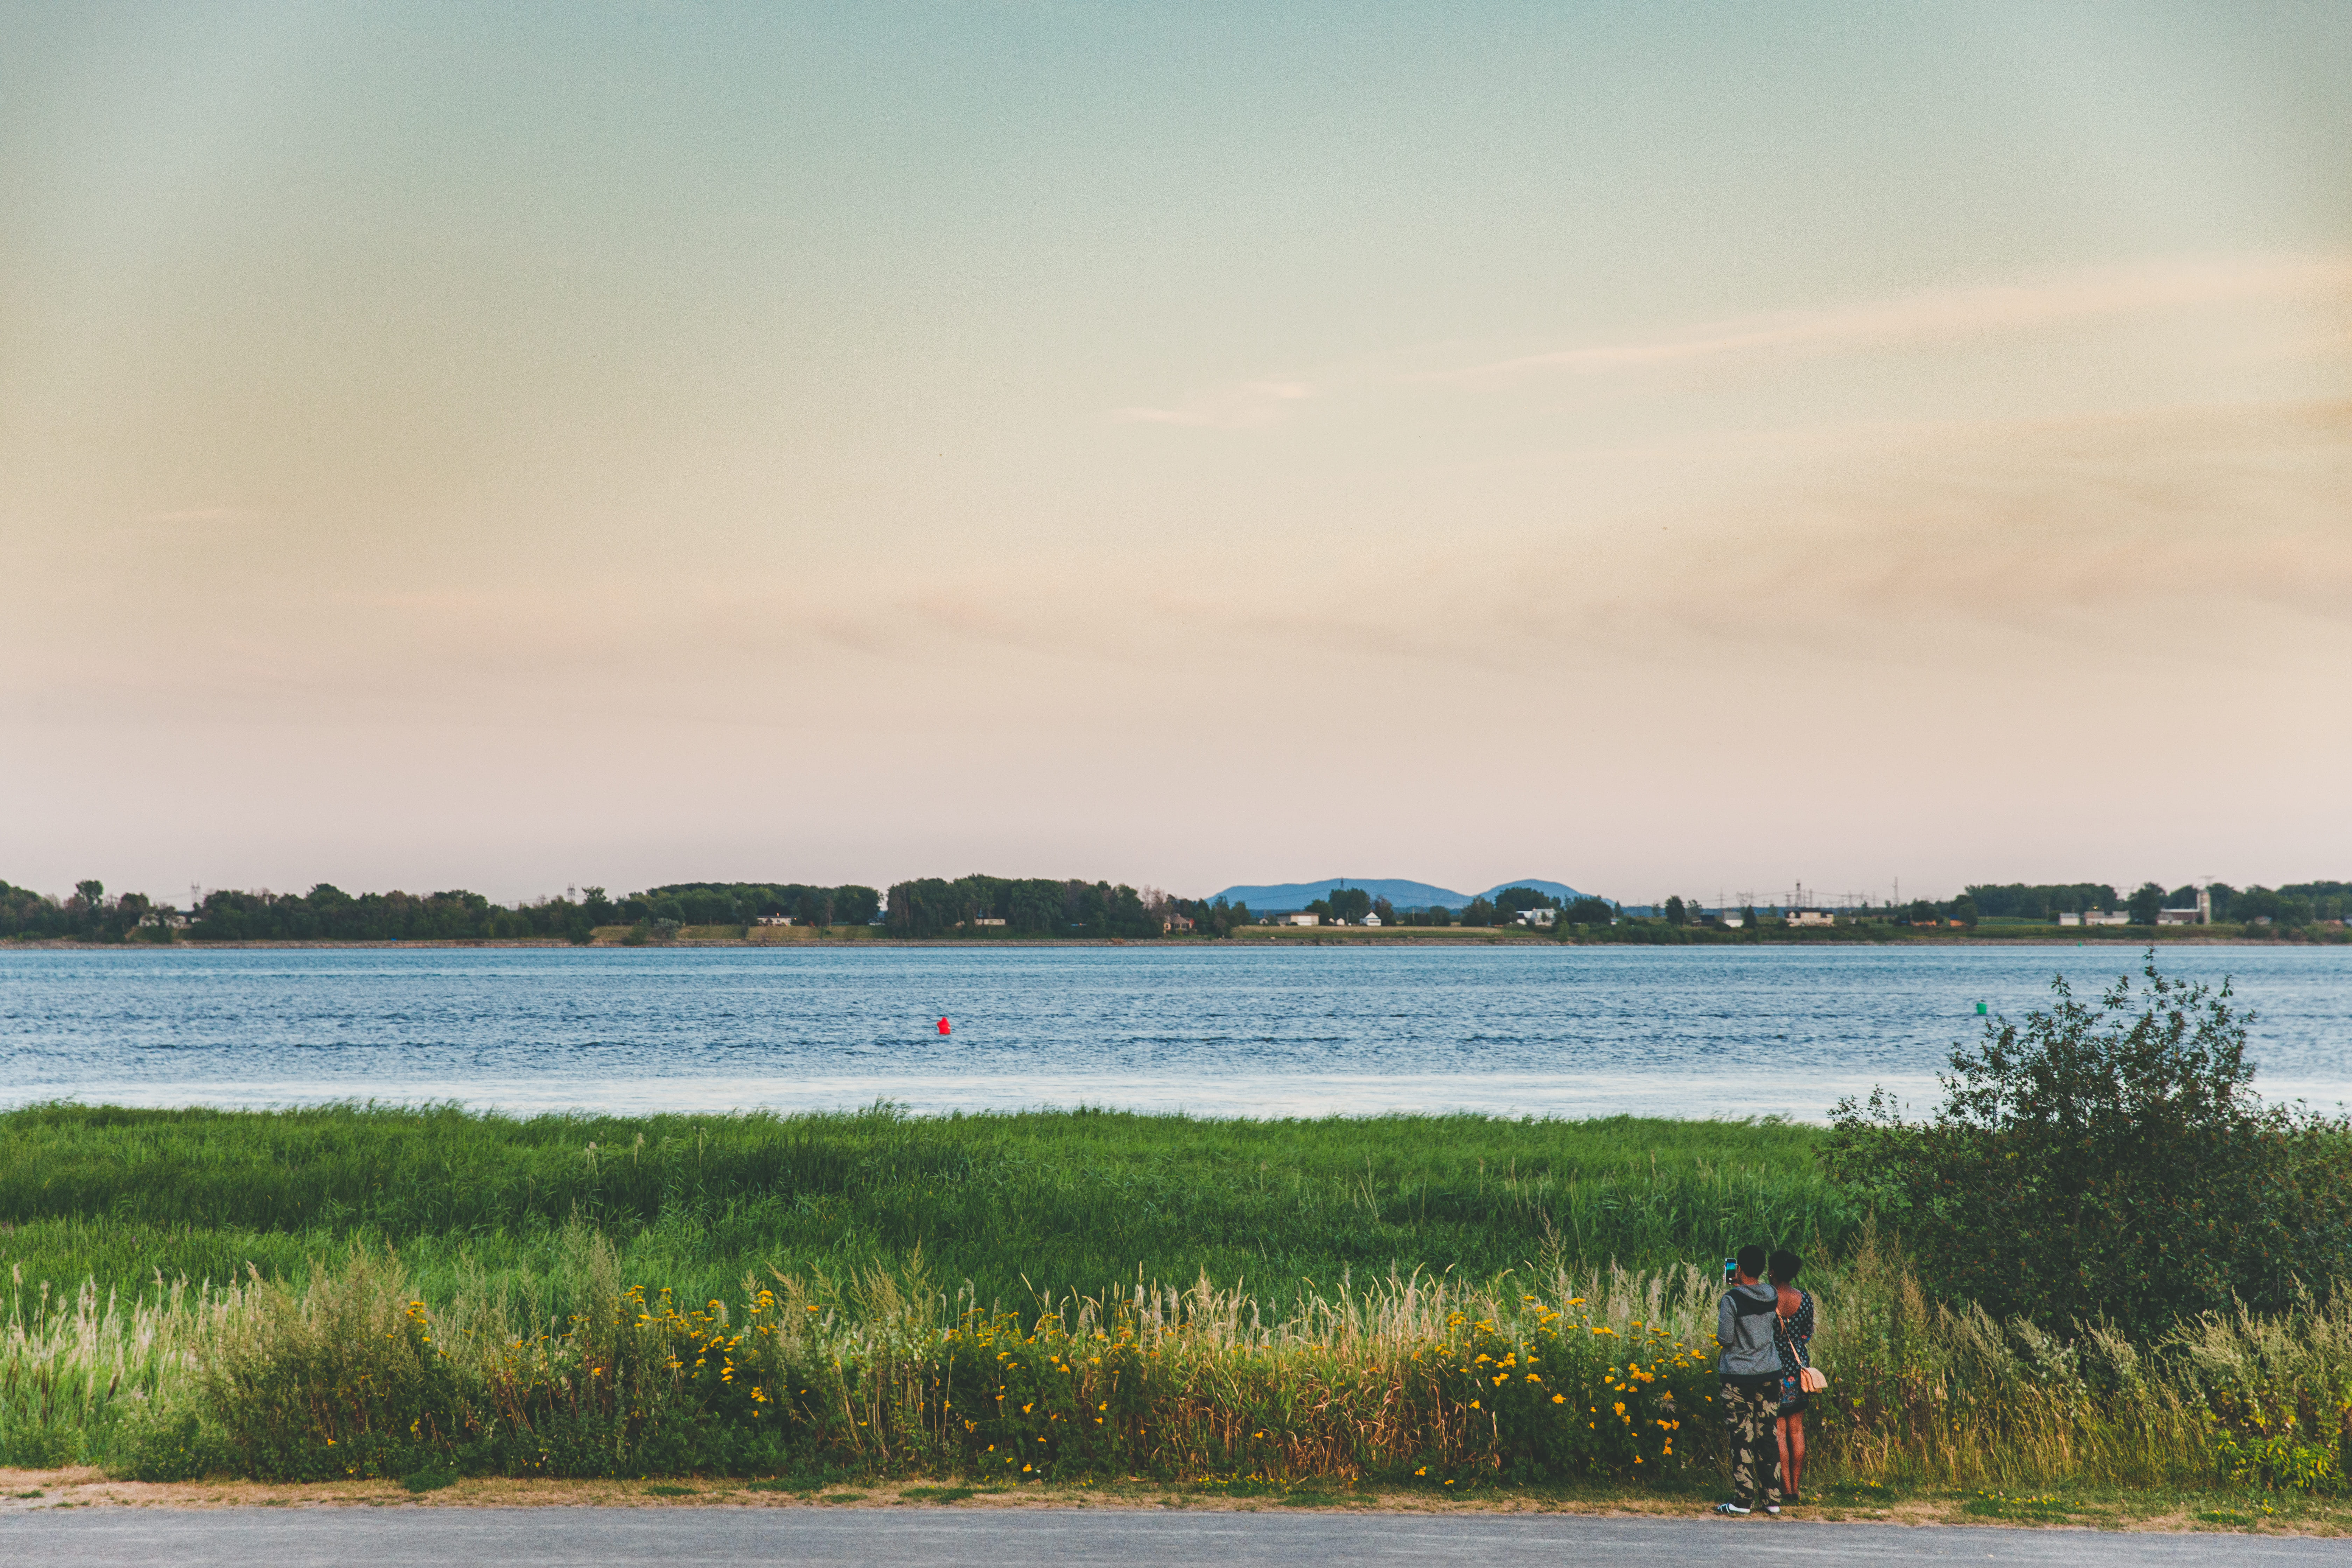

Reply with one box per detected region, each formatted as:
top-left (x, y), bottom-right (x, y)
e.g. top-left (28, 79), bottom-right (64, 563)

top-left (1360, 912), bottom-right (1382, 927)
top-left (1285, 912), bottom-right (1320, 926)
top-left (1515, 908), bottom-right (1555, 926)
top-left (973, 917), bottom-right (1006, 927)
top-left (755, 915), bottom-right (793, 926)
top-left (1720, 913), bottom-right (1744, 929)
top-left (2082, 910), bottom-right (2130, 926)
top-left (1788, 909), bottom-right (1835, 927)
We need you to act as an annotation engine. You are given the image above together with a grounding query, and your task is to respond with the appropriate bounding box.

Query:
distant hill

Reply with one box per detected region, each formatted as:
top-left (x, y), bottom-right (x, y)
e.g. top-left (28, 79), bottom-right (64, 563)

top-left (1203, 877), bottom-right (1589, 912)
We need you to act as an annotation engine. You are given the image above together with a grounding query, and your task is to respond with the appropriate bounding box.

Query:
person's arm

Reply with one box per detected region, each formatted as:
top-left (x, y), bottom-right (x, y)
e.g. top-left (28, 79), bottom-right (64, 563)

top-left (1716, 1291), bottom-right (1736, 1351)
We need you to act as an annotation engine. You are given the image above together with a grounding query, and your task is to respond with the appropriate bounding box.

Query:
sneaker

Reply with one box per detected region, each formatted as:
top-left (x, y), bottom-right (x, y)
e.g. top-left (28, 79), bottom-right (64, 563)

top-left (1764, 1505), bottom-right (1781, 1515)
top-left (1714, 1502), bottom-right (1752, 1516)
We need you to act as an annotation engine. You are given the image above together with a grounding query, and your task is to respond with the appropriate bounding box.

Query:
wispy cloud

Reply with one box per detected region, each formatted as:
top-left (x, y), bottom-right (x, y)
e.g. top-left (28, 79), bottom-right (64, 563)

top-left (1110, 251), bottom-right (2352, 428)
top-left (1441, 253), bottom-right (2352, 382)
top-left (1108, 377), bottom-right (1315, 429)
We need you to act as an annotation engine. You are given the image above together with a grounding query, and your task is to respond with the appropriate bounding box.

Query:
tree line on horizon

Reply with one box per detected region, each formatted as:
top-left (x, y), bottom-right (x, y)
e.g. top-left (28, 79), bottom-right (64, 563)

top-left (2, 873), bottom-right (2345, 945)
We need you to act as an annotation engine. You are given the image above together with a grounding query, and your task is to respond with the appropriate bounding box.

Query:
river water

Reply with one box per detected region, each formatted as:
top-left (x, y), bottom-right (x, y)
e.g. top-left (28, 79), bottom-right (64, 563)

top-left (1, 944), bottom-right (2345, 1121)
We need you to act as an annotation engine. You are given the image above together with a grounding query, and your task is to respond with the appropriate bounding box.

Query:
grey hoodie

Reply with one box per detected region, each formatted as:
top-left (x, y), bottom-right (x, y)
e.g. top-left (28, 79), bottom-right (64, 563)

top-left (1716, 1282), bottom-right (1782, 1384)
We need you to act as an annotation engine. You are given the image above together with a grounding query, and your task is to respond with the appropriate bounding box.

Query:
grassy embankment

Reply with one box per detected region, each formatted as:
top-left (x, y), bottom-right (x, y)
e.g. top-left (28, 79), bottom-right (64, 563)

top-left (2, 1106), bottom-right (2346, 1508)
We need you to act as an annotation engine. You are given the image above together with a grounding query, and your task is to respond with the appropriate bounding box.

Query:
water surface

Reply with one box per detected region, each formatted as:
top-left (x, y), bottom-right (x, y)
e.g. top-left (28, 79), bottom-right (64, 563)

top-left (2, 945), bottom-right (2344, 1121)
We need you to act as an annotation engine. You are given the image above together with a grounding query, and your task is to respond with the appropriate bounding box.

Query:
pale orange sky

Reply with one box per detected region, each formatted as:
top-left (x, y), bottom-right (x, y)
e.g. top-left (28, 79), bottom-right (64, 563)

top-left (3, 3), bottom-right (2347, 906)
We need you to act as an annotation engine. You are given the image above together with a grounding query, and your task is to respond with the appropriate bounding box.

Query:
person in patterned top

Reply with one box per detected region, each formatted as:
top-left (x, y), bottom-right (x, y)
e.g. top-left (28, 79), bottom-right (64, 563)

top-left (1770, 1249), bottom-right (1817, 1505)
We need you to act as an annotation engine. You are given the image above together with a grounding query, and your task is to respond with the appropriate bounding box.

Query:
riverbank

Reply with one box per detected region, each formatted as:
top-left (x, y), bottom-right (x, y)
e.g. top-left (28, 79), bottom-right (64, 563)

top-left (2, 927), bottom-right (2323, 949)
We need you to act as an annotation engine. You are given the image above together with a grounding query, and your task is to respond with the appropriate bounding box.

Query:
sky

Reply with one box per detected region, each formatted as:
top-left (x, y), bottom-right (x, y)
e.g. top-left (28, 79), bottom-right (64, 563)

top-left (3, 1), bottom-right (2347, 909)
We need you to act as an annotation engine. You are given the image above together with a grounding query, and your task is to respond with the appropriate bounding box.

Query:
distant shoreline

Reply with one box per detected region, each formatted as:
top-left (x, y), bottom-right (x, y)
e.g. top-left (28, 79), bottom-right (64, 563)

top-left (3, 933), bottom-right (2307, 951)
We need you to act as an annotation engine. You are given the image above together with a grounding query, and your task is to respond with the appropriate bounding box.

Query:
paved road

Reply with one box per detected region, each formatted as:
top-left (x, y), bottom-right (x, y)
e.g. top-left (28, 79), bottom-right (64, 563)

top-left (0, 1507), bottom-right (2334, 1566)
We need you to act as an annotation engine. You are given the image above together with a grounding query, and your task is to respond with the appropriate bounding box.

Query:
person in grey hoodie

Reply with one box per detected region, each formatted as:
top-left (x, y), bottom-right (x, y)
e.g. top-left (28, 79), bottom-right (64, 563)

top-left (1713, 1243), bottom-right (1784, 1515)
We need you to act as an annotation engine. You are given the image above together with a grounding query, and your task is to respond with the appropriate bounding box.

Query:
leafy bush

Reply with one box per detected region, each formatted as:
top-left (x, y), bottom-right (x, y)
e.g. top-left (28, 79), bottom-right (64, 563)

top-left (1825, 955), bottom-right (2352, 1337)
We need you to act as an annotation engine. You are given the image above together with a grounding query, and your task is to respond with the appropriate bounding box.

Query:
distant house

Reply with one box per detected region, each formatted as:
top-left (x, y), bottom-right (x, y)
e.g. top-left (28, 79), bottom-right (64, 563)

top-left (1285, 913), bottom-right (1320, 926)
top-left (2156, 889), bottom-right (2214, 926)
top-left (973, 917), bottom-right (1007, 927)
top-left (1720, 913), bottom-right (1743, 928)
top-left (1788, 909), bottom-right (1835, 927)
top-left (2057, 911), bottom-right (2080, 926)
top-left (1164, 912), bottom-right (1195, 933)
top-left (2082, 910), bottom-right (2130, 926)
top-left (755, 915), bottom-right (793, 926)
top-left (1360, 912), bottom-right (1381, 927)
top-left (1515, 908), bottom-right (1555, 926)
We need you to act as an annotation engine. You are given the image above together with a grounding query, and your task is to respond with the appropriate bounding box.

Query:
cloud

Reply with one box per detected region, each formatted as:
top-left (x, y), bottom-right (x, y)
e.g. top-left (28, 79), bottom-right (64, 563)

top-left (1110, 251), bottom-right (2352, 427)
top-left (1107, 377), bottom-right (1315, 429)
top-left (1440, 253), bottom-right (2352, 382)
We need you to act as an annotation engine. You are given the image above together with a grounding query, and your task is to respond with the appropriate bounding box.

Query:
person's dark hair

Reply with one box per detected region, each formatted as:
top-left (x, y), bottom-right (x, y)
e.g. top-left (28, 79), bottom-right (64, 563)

top-left (1770, 1250), bottom-right (1802, 1285)
top-left (1736, 1244), bottom-right (1768, 1279)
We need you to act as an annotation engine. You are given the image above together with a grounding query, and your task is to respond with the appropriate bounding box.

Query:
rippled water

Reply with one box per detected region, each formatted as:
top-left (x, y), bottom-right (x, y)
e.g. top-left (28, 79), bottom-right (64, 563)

top-left (1, 945), bottom-right (2345, 1121)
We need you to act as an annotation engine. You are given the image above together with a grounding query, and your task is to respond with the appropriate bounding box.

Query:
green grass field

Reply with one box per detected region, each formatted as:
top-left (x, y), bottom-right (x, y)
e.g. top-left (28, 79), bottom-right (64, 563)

top-left (5, 1105), bottom-right (2346, 1503)
top-left (0, 1104), bottom-right (1848, 1311)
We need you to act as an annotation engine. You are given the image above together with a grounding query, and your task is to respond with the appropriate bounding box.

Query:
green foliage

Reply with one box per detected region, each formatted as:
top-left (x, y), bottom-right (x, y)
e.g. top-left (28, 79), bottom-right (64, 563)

top-left (185, 884), bottom-right (597, 943)
top-left (0, 879), bottom-right (165, 943)
top-left (1176, 897), bottom-right (1255, 937)
top-left (0, 1106), bottom-right (1851, 1318)
top-left (1966, 883), bottom-right (2120, 920)
top-left (886, 876), bottom-right (1159, 938)
top-left (1825, 955), bottom-right (2352, 1337)
top-left (2126, 882), bottom-right (2165, 926)
top-left (1491, 887), bottom-right (1559, 917)
top-left (630, 883), bottom-right (879, 929)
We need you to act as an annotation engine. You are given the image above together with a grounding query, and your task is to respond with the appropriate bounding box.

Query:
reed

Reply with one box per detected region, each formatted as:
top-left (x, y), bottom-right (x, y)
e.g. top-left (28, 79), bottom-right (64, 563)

top-left (5, 1234), bottom-right (2347, 1495)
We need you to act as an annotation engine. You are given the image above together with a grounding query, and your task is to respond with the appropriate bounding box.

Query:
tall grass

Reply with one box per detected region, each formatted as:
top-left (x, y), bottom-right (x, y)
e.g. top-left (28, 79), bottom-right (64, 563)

top-left (5, 1105), bottom-right (2345, 1493)
top-left (6, 1236), bottom-right (2348, 1493)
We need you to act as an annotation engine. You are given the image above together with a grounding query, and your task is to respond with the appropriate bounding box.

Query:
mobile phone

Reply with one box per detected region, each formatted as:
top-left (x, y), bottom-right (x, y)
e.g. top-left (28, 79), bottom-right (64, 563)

top-left (1723, 1257), bottom-right (1738, 1283)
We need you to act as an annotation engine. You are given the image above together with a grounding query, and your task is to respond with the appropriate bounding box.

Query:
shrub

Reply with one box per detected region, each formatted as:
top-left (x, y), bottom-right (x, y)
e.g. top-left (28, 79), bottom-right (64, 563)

top-left (1825, 954), bottom-right (2352, 1337)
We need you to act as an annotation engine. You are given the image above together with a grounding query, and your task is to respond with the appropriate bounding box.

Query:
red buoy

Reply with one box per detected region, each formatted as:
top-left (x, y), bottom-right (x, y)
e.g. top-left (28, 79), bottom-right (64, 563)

top-left (937, 1016), bottom-right (951, 1035)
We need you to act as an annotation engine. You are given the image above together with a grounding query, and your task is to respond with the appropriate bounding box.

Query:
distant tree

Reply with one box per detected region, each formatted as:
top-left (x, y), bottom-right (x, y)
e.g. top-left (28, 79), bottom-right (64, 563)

top-left (1306, 897), bottom-right (1334, 923)
top-left (1492, 886), bottom-right (1558, 917)
top-left (1664, 896), bottom-right (1687, 927)
top-left (74, 880), bottom-right (103, 910)
top-left (1951, 894), bottom-right (1979, 927)
top-left (1428, 903), bottom-right (1452, 927)
top-left (1371, 896), bottom-right (1396, 925)
top-left (1563, 896), bottom-right (1613, 926)
top-left (2126, 882), bottom-right (2164, 926)
top-left (1740, 903), bottom-right (1758, 929)
top-left (1459, 897), bottom-right (1495, 927)
top-left (1327, 888), bottom-right (1372, 924)
top-left (1966, 883), bottom-right (2118, 920)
